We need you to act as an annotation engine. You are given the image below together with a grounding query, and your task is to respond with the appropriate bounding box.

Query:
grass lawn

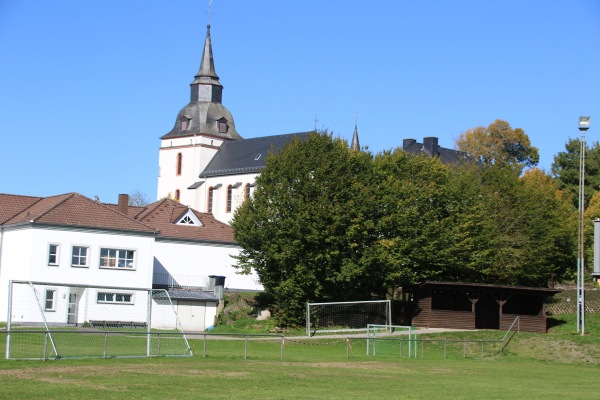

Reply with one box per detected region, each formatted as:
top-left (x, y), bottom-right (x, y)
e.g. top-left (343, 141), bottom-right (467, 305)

top-left (0, 313), bottom-right (598, 399)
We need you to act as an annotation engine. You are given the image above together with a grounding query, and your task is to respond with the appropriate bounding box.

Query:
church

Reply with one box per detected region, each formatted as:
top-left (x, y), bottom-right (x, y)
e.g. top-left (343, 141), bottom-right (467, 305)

top-left (156, 25), bottom-right (465, 224)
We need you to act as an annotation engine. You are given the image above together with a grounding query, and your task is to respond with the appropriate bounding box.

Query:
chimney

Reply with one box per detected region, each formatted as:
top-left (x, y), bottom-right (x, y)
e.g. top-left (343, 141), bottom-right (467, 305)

top-left (118, 194), bottom-right (129, 215)
top-left (209, 275), bottom-right (226, 300)
top-left (403, 139), bottom-right (416, 150)
top-left (423, 137), bottom-right (439, 156)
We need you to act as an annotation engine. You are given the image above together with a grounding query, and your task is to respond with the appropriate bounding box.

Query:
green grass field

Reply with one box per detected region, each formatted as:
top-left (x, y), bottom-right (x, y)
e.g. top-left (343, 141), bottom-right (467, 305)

top-left (0, 313), bottom-right (598, 399)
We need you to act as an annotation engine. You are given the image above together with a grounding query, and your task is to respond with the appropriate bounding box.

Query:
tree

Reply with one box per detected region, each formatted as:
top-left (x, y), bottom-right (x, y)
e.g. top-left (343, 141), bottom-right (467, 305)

top-left (551, 138), bottom-right (600, 209)
top-left (232, 133), bottom-right (575, 326)
top-left (455, 119), bottom-right (539, 172)
top-left (231, 132), bottom-right (383, 326)
top-left (128, 190), bottom-right (150, 206)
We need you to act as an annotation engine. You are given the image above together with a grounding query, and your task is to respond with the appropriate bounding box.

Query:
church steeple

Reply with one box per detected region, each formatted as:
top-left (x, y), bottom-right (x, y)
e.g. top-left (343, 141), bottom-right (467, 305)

top-left (190, 25), bottom-right (223, 103)
top-left (351, 123), bottom-right (360, 151)
top-left (161, 24), bottom-right (241, 141)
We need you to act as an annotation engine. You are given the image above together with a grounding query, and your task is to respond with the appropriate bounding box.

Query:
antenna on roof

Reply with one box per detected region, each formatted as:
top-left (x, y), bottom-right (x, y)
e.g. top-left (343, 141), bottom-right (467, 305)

top-left (205, 0), bottom-right (215, 25)
top-left (313, 114), bottom-right (319, 131)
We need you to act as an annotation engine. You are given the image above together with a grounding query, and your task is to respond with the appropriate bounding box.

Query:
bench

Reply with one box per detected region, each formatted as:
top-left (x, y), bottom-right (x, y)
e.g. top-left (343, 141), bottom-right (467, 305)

top-left (89, 320), bottom-right (147, 329)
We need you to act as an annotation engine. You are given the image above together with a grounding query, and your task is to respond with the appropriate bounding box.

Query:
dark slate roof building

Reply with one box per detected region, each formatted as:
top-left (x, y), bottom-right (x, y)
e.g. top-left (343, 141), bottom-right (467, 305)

top-left (402, 137), bottom-right (471, 165)
top-left (199, 131), bottom-right (312, 178)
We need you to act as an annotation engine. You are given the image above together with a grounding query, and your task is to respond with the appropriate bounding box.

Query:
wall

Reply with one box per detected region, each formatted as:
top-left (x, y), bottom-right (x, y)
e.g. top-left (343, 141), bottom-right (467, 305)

top-left (0, 225), bottom-right (154, 321)
top-left (153, 239), bottom-right (263, 292)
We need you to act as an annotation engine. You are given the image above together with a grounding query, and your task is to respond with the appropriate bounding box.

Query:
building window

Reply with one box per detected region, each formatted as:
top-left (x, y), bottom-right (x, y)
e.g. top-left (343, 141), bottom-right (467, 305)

top-left (180, 215), bottom-right (194, 224)
top-left (226, 185), bottom-right (233, 213)
top-left (48, 244), bottom-right (59, 266)
top-left (71, 246), bottom-right (88, 267)
top-left (218, 118), bottom-right (228, 133)
top-left (176, 153), bottom-right (183, 176)
top-left (208, 187), bottom-right (214, 213)
top-left (100, 248), bottom-right (135, 269)
top-left (45, 290), bottom-right (56, 311)
top-left (175, 189), bottom-right (181, 201)
top-left (97, 292), bottom-right (134, 304)
top-left (244, 184), bottom-right (251, 200)
top-left (180, 116), bottom-right (190, 131)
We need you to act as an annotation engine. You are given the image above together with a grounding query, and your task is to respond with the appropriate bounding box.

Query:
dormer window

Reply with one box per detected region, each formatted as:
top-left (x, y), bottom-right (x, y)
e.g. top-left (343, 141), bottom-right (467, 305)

top-left (180, 116), bottom-right (191, 131)
top-left (176, 210), bottom-right (203, 226)
top-left (217, 118), bottom-right (228, 134)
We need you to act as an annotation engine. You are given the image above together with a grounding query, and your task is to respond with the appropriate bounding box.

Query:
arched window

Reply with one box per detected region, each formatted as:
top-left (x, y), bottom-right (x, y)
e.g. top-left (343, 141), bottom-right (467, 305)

top-left (226, 185), bottom-right (233, 213)
top-left (176, 153), bottom-right (183, 176)
top-left (174, 189), bottom-right (180, 201)
top-left (207, 187), bottom-right (214, 213)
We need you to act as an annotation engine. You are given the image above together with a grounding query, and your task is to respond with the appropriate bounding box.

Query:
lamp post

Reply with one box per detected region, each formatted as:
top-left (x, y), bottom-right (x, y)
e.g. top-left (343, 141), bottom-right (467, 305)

top-left (577, 116), bottom-right (590, 335)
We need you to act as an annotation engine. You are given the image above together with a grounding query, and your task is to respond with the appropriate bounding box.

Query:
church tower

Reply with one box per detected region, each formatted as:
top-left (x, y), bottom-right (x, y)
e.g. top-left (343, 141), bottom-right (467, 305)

top-left (157, 25), bottom-right (242, 208)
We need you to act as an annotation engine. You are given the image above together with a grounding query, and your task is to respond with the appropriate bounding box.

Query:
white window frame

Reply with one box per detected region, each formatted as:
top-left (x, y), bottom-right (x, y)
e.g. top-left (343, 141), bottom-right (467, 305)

top-left (99, 248), bottom-right (136, 270)
top-left (71, 245), bottom-right (89, 268)
top-left (48, 244), bottom-right (60, 266)
top-left (97, 291), bottom-right (134, 305)
top-left (45, 289), bottom-right (56, 311)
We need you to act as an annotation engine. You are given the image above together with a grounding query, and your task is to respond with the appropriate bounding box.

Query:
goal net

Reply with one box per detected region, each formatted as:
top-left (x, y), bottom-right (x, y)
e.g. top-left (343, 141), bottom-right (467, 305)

top-left (306, 300), bottom-right (391, 336)
top-left (5, 280), bottom-right (192, 360)
top-left (367, 324), bottom-right (417, 357)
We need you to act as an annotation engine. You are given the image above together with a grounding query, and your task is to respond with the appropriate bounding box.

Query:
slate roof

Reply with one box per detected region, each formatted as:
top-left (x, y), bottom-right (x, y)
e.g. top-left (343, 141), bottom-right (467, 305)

top-left (199, 131), bottom-right (312, 178)
top-left (402, 137), bottom-right (471, 165)
top-left (1, 193), bottom-right (155, 233)
top-left (165, 290), bottom-right (219, 302)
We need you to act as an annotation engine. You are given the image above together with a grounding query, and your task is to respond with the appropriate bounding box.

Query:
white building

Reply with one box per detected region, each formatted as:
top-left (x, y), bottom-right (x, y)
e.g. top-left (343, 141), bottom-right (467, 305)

top-left (156, 25), bottom-right (314, 224)
top-left (0, 192), bottom-right (261, 331)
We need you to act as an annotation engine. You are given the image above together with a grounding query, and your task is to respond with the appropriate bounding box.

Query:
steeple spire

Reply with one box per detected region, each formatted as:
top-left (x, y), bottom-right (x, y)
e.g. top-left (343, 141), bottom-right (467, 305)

top-left (190, 25), bottom-right (223, 103)
top-left (351, 122), bottom-right (360, 151)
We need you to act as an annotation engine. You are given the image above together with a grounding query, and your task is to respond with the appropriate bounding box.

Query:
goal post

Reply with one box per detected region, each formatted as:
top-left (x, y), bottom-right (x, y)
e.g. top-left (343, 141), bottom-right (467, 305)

top-left (366, 324), bottom-right (417, 357)
top-left (5, 280), bottom-right (192, 360)
top-left (306, 300), bottom-right (392, 337)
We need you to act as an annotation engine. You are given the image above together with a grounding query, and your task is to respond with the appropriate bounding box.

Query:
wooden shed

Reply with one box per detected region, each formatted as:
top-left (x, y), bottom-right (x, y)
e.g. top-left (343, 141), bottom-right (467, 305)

top-left (412, 282), bottom-right (560, 333)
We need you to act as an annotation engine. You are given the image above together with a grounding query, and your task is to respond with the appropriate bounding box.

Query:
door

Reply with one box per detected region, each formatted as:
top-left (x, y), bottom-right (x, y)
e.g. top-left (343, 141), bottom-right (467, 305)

top-left (177, 301), bottom-right (206, 332)
top-left (67, 293), bottom-right (77, 325)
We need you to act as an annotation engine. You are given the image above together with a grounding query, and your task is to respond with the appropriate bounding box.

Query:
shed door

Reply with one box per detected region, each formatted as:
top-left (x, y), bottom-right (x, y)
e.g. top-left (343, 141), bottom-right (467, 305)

top-left (475, 294), bottom-right (499, 330)
top-left (177, 301), bottom-right (206, 332)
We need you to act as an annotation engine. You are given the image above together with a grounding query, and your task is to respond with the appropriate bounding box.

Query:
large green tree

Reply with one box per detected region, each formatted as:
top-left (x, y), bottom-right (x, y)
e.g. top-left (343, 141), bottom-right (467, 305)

top-left (233, 133), bottom-right (575, 326)
top-left (455, 119), bottom-right (539, 173)
top-left (551, 138), bottom-right (600, 208)
top-left (231, 132), bottom-right (385, 326)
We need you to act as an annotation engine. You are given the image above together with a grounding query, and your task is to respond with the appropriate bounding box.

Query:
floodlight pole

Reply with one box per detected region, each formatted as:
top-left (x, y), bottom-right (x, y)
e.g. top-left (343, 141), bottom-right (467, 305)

top-left (577, 116), bottom-right (590, 335)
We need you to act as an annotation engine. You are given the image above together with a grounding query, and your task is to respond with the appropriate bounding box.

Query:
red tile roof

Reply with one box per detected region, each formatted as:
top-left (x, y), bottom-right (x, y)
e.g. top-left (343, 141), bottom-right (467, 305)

top-left (2, 193), bottom-right (155, 233)
top-left (0, 193), bottom-right (43, 224)
top-left (135, 198), bottom-right (236, 244)
top-left (1, 192), bottom-right (236, 244)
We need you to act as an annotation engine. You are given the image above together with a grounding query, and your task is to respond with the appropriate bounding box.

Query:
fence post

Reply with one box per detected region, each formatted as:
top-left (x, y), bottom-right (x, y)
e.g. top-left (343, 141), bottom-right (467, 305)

top-left (444, 340), bottom-right (447, 360)
top-left (43, 332), bottom-right (48, 361)
top-left (244, 336), bottom-right (248, 360)
top-left (157, 333), bottom-right (161, 357)
top-left (280, 336), bottom-right (284, 360)
top-left (399, 338), bottom-right (402, 359)
top-left (463, 341), bottom-right (466, 358)
top-left (203, 334), bottom-right (207, 358)
top-left (103, 333), bottom-right (108, 359)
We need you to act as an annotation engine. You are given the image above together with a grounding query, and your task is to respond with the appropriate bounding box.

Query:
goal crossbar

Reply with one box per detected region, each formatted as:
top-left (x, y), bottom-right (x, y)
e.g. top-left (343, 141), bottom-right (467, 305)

top-left (306, 300), bottom-right (391, 337)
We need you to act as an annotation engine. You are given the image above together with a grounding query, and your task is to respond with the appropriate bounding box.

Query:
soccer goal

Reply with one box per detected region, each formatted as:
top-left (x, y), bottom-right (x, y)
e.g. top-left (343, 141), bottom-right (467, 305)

top-left (306, 300), bottom-right (392, 337)
top-left (366, 324), bottom-right (417, 357)
top-left (5, 280), bottom-right (192, 360)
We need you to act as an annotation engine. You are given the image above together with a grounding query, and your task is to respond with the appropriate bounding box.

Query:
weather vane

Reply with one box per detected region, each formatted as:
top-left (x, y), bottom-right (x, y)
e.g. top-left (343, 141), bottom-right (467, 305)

top-left (205, 0), bottom-right (215, 25)
top-left (313, 114), bottom-right (319, 131)
top-left (355, 112), bottom-right (359, 126)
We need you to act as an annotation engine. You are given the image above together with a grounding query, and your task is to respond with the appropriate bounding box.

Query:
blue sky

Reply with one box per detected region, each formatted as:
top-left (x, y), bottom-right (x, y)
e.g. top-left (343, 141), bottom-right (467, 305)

top-left (1, 0), bottom-right (599, 204)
